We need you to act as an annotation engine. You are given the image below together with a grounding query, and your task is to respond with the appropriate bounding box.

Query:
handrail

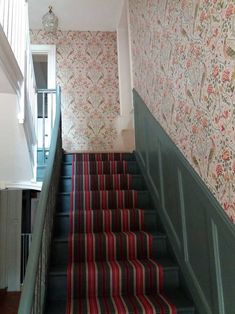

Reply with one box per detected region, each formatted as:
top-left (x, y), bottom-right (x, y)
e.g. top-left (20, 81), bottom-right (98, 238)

top-left (18, 86), bottom-right (62, 314)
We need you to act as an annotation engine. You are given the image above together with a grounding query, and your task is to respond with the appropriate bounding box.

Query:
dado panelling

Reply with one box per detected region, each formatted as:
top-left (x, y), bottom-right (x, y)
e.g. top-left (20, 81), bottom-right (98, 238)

top-left (129, 0), bottom-right (235, 222)
top-left (134, 90), bottom-right (235, 314)
top-left (30, 30), bottom-right (120, 152)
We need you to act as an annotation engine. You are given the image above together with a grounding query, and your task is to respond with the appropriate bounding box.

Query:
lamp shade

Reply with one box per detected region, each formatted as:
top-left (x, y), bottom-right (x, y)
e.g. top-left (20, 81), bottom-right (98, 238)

top-left (42, 6), bottom-right (58, 33)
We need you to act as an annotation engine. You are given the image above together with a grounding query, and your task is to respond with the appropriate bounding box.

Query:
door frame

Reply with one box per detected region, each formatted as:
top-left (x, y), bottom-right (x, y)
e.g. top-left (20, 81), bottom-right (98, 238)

top-left (31, 44), bottom-right (56, 89)
top-left (31, 45), bottom-right (56, 150)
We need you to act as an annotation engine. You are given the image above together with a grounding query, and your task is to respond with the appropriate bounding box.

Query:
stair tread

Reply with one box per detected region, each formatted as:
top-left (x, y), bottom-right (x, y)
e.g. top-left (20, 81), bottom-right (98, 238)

top-left (61, 174), bottom-right (143, 178)
top-left (63, 160), bottom-right (137, 164)
top-left (49, 257), bottom-right (178, 275)
top-left (60, 174), bottom-right (146, 192)
top-left (61, 160), bottom-right (140, 176)
top-left (64, 153), bottom-right (135, 157)
top-left (64, 152), bottom-right (135, 154)
top-left (53, 231), bottom-right (167, 242)
top-left (47, 153), bottom-right (194, 313)
top-left (74, 291), bottom-right (195, 311)
top-left (60, 189), bottom-right (147, 194)
top-left (162, 289), bottom-right (195, 310)
top-left (45, 289), bottom-right (194, 314)
top-left (55, 208), bottom-right (157, 217)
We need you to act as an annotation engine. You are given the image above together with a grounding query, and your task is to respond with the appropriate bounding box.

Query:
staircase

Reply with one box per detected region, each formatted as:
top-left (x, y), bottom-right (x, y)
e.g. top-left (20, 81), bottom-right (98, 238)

top-left (45, 152), bottom-right (195, 313)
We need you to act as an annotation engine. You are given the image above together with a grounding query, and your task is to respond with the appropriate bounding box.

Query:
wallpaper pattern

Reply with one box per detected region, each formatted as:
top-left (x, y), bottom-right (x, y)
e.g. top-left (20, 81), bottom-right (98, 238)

top-left (129, 0), bottom-right (235, 222)
top-left (31, 30), bottom-right (120, 152)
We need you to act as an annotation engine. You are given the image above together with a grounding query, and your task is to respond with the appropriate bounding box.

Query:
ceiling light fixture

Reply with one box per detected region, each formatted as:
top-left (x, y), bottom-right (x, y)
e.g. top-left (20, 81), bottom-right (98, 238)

top-left (42, 6), bottom-right (58, 33)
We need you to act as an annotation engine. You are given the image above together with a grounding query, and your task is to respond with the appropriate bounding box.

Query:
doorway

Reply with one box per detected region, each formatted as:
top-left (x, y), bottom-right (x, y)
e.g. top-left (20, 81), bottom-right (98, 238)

top-left (31, 45), bottom-right (56, 150)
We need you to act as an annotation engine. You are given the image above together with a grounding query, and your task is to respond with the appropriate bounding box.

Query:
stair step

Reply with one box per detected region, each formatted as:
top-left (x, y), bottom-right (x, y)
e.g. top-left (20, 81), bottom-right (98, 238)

top-left (61, 160), bottom-right (140, 176)
top-left (54, 209), bottom-right (158, 237)
top-left (60, 174), bottom-right (146, 192)
top-left (58, 191), bottom-right (152, 213)
top-left (47, 257), bottom-right (180, 300)
top-left (45, 289), bottom-right (195, 314)
top-left (63, 153), bottom-right (136, 163)
top-left (50, 232), bottom-right (168, 266)
top-left (46, 153), bottom-right (195, 313)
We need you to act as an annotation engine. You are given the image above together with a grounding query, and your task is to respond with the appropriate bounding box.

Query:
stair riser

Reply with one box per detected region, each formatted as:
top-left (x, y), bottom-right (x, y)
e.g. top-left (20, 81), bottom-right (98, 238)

top-left (61, 161), bottom-right (140, 176)
top-left (45, 301), bottom-right (195, 314)
top-left (60, 175), bottom-right (146, 192)
top-left (51, 235), bottom-right (167, 267)
top-left (63, 153), bottom-right (136, 163)
top-left (58, 191), bottom-right (151, 213)
top-left (46, 153), bottom-right (195, 314)
top-left (47, 267), bottom-right (179, 300)
top-left (54, 211), bottom-right (158, 237)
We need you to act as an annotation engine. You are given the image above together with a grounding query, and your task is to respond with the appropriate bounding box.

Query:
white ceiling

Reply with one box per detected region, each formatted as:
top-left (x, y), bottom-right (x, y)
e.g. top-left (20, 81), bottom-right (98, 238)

top-left (28, 0), bottom-right (124, 31)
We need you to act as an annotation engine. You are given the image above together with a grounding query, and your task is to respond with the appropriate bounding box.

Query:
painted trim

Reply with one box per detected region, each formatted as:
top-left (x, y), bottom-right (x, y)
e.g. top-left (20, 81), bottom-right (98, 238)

top-left (211, 221), bottom-right (225, 314)
top-left (133, 89), bottom-right (235, 314)
top-left (117, 0), bottom-right (133, 116)
top-left (31, 44), bottom-right (56, 89)
top-left (126, 0), bottom-right (134, 94)
top-left (31, 44), bottom-right (57, 172)
top-left (5, 181), bottom-right (42, 191)
top-left (177, 169), bottom-right (189, 263)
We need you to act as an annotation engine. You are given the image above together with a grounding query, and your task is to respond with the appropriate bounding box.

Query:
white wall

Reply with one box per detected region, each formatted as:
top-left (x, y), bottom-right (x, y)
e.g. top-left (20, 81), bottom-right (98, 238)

top-left (117, 0), bottom-right (133, 117)
top-left (0, 93), bottom-right (33, 186)
top-left (114, 0), bottom-right (135, 152)
top-left (0, 66), bottom-right (14, 93)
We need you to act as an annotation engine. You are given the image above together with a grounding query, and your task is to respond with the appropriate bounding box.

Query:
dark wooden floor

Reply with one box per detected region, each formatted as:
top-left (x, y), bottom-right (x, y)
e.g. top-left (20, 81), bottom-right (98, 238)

top-left (0, 290), bottom-right (21, 314)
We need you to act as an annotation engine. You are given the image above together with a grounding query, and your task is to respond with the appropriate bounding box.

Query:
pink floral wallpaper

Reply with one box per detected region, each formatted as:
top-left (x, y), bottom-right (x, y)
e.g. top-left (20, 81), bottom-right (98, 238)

top-left (30, 30), bottom-right (120, 152)
top-left (129, 0), bottom-right (235, 222)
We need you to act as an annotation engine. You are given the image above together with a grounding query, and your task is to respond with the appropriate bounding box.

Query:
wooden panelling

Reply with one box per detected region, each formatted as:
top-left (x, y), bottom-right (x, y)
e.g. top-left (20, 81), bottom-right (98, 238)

top-left (0, 190), bottom-right (22, 292)
top-left (0, 192), bottom-right (8, 289)
top-left (133, 89), bottom-right (235, 314)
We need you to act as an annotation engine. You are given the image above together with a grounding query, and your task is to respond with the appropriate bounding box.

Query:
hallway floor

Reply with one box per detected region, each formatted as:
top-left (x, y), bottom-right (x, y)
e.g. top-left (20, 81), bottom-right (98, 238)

top-left (0, 291), bottom-right (21, 314)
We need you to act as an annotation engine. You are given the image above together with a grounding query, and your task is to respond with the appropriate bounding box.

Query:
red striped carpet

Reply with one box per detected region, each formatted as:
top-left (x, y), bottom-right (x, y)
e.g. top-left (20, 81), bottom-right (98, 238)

top-left (66, 153), bottom-right (177, 314)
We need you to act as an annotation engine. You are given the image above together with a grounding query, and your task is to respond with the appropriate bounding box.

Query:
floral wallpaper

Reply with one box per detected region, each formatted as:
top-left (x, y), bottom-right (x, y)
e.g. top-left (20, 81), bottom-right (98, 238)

top-left (129, 0), bottom-right (235, 222)
top-left (30, 30), bottom-right (120, 152)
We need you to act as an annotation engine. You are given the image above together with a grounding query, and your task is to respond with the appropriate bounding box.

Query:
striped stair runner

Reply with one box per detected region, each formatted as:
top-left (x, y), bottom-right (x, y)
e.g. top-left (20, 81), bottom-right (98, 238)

top-left (66, 153), bottom-right (177, 314)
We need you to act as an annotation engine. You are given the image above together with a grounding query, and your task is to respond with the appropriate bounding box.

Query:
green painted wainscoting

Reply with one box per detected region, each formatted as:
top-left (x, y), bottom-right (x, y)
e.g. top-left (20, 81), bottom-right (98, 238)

top-left (133, 89), bottom-right (235, 314)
